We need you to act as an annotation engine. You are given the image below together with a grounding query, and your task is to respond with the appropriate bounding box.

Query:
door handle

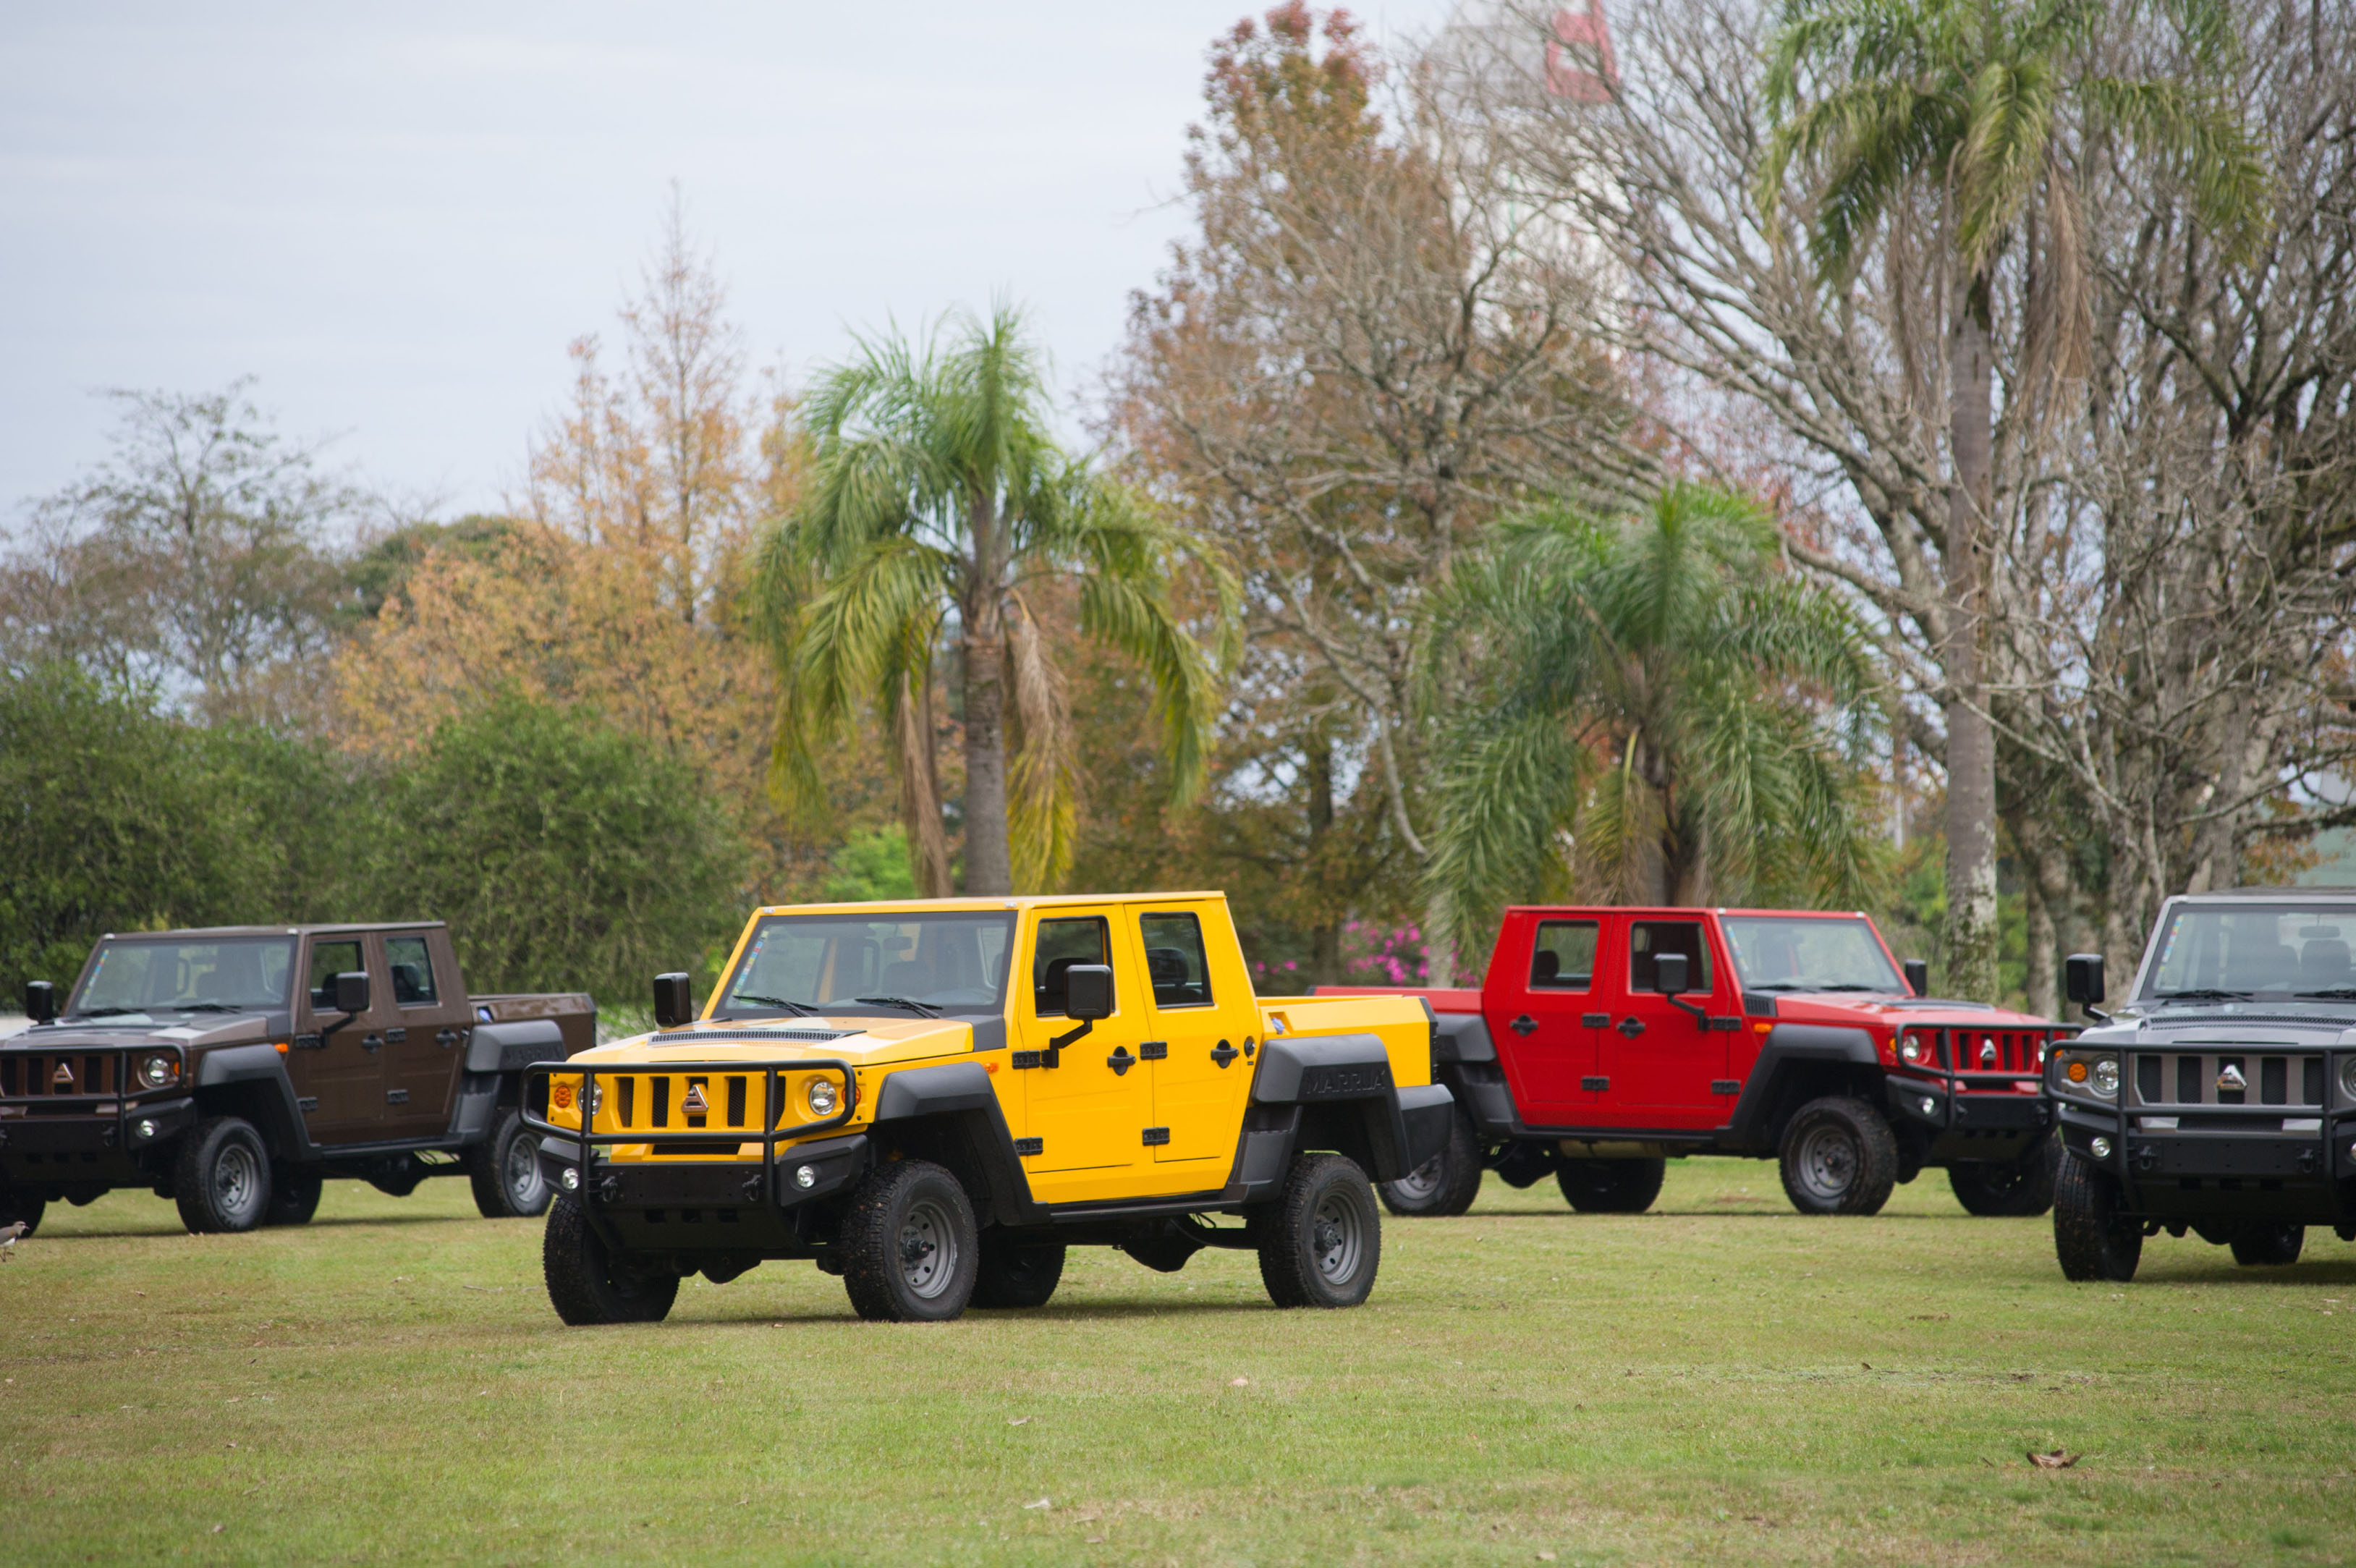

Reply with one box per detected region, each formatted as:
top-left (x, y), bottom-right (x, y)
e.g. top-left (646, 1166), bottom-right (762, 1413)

top-left (1210, 1040), bottom-right (1240, 1068)
top-left (1616, 1017), bottom-right (1645, 1038)
top-left (1106, 1046), bottom-right (1135, 1077)
top-left (1510, 1014), bottom-right (1538, 1036)
top-left (361, 1033), bottom-right (384, 1053)
top-left (436, 1027), bottom-right (460, 1048)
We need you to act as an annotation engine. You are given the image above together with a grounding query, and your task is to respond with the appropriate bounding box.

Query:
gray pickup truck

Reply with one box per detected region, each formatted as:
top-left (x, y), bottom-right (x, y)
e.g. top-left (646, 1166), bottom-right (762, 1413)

top-left (2049, 887), bottom-right (2356, 1279)
top-left (1, 923), bottom-right (593, 1236)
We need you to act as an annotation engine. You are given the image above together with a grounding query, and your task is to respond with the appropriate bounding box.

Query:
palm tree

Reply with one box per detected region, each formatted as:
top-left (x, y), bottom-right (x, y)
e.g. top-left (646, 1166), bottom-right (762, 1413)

top-left (1425, 482), bottom-right (1883, 955)
top-left (758, 306), bottom-right (1235, 896)
top-left (1757, 0), bottom-right (2264, 999)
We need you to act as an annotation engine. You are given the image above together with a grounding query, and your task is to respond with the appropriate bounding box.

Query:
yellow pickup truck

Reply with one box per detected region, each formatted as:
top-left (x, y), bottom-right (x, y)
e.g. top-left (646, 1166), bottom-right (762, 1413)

top-left (526, 894), bottom-right (1451, 1325)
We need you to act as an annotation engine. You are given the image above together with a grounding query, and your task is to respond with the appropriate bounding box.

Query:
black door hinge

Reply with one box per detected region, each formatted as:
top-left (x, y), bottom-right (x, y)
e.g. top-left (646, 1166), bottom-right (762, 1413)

top-left (1013, 1137), bottom-right (1043, 1156)
top-left (386, 1088), bottom-right (408, 1104)
top-left (1140, 1041), bottom-right (1168, 1060)
top-left (297, 1096), bottom-right (318, 1113)
top-left (1010, 1051), bottom-right (1043, 1069)
top-left (1710, 1079), bottom-right (1741, 1096)
top-left (1142, 1127), bottom-right (1171, 1146)
top-left (1582, 1012), bottom-right (1609, 1028)
top-left (1581, 1076), bottom-right (1610, 1092)
top-left (1706, 1017), bottom-right (1740, 1033)
top-left (384, 1027), bottom-right (407, 1045)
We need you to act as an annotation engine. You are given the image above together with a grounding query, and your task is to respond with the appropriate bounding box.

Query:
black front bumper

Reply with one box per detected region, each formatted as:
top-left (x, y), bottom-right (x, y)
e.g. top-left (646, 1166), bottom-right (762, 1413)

top-left (2056, 1100), bottom-right (2356, 1224)
top-left (1886, 1075), bottom-right (2050, 1162)
top-left (0, 1097), bottom-right (198, 1190)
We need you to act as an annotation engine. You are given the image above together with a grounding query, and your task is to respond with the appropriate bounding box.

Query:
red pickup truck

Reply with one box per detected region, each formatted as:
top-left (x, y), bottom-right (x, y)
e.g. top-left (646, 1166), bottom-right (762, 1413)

top-left (1323, 906), bottom-right (2073, 1218)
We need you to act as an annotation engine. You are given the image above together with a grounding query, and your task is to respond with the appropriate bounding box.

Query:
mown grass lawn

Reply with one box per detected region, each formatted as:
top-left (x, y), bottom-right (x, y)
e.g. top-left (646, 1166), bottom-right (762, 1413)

top-left (4, 1158), bottom-right (2351, 1566)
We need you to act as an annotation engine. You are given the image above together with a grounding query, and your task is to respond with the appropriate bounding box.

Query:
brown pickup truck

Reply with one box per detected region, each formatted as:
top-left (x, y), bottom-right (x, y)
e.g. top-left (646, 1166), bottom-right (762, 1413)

top-left (1, 923), bottom-right (593, 1236)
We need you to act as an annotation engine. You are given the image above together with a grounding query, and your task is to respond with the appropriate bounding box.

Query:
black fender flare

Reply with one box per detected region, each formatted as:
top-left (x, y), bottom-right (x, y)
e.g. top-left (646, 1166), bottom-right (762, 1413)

top-left (1244, 1035), bottom-right (1452, 1185)
top-left (1433, 1009), bottom-right (1496, 1064)
top-left (192, 1044), bottom-right (312, 1158)
top-left (465, 1018), bottom-right (566, 1075)
top-left (868, 1061), bottom-right (1047, 1226)
top-left (1722, 1023), bottom-right (1882, 1148)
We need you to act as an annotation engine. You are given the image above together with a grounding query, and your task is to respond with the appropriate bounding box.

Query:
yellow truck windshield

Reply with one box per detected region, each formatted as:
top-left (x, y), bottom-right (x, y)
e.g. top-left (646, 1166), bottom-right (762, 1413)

top-left (716, 912), bottom-right (1015, 1017)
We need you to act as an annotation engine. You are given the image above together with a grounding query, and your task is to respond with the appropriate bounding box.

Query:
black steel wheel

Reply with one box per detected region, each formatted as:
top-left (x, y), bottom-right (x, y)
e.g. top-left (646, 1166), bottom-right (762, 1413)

top-left (264, 1166), bottom-right (323, 1226)
top-left (1947, 1134), bottom-right (2061, 1217)
top-left (541, 1192), bottom-right (679, 1325)
top-left (2052, 1153), bottom-right (2142, 1282)
top-left (468, 1108), bottom-right (551, 1219)
top-left (1378, 1104), bottom-right (1483, 1218)
top-left (2229, 1223), bottom-right (2305, 1268)
top-left (839, 1159), bottom-right (979, 1323)
top-left (174, 1116), bottom-right (273, 1234)
top-left (0, 1179), bottom-right (43, 1238)
top-left (1255, 1152), bottom-right (1382, 1309)
top-left (1776, 1096), bottom-right (1898, 1216)
top-left (1556, 1157), bottom-right (1666, 1214)
top-left (971, 1233), bottom-right (1067, 1308)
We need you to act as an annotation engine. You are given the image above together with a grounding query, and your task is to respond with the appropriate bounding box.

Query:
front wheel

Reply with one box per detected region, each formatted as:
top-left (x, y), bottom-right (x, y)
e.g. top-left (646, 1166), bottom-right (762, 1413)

top-left (2229, 1223), bottom-right (2305, 1268)
top-left (1947, 1135), bottom-right (2061, 1217)
top-left (839, 1159), bottom-right (979, 1323)
top-left (468, 1108), bottom-right (551, 1219)
top-left (1556, 1157), bottom-right (1666, 1214)
top-left (1256, 1153), bottom-right (1382, 1309)
top-left (2052, 1154), bottom-right (2141, 1282)
top-left (1379, 1105), bottom-right (1483, 1218)
top-left (174, 1117), bottom-right (273, 1234)
top-left (542, 1193), bottom-right (679, 1325)
top-left (1777, 1097), bottom-right (1897, 1216)
top-left (971, 1234), bottom-right (1066, 1308)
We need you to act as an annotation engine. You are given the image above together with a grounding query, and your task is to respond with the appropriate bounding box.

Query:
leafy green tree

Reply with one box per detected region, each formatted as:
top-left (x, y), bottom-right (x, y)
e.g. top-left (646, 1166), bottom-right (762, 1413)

top-left (1757, 0), bottom-right (2265, 999)
top-left (1425, 483), bottom-right (1883, 954)
top-left (759, 305), bottom-right (1234, 896)
top-left (362, 694), bottom-right (742, 1004)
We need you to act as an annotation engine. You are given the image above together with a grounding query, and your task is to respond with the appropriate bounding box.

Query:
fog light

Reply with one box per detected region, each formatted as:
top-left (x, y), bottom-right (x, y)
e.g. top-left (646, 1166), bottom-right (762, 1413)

top-left (560, 1167), bottom-right (580, 1191)
top-left (2090, 1136), bottom-right (2113, 1159)
top-left (1918, 1096), bottom-right (1936, 1116)
top-left (794, 1165), bottom-right (817, 1190)
top-left (136, 1118), bottom-right (156, 1140)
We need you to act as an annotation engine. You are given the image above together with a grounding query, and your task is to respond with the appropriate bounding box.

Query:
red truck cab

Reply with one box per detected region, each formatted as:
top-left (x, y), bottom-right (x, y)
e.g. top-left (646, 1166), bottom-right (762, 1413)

top-left (1321, 906), bottom-right (2072, 1218)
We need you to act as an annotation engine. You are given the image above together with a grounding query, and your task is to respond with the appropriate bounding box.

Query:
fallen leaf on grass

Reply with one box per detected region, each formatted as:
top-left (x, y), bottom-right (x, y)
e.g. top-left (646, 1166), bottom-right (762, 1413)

top-left (1230, 1377), bottom-right (1249, 1386)
top-left (1086, 1535), bottom-right (1106, 1545)
top-left (2027, 1449), bottom-right (2078, 1470)
top-left (1538, 1554), bottom-right (1557, 1562)
top-left (1008, 1417), bottom-right (1030, 1425)
top-left (1023, 1497), bottom-right (1051, 1510)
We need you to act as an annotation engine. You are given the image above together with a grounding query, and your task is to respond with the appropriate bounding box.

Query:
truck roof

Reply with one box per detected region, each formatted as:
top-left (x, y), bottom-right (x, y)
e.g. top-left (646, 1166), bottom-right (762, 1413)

top-left (748, 893), bottom-right (1229, 916)
top-left (2174, 886), bottom-right (2356, 899)
top-left (93, 922), bottom-right (448, 940)
top-left (1498, 905), bottom-right (1873, 918)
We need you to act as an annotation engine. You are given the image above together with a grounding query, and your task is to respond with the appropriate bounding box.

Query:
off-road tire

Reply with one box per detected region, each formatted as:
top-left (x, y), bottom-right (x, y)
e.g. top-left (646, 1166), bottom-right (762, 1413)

top-left (1378, 1103), bottom-right (1483, 1218)
top-left (542, 1192), bottom-right (679, 1325)
top-left (1556, 1157), bottom-right (1666, 1214)
top-left (174, 1116), bottom-right (273, 1234)
top-left (1255, 1153), bottom-right (1382, 1309)
top-left (468, 1108), bottom-right (551, 1219)
top-left (1947, 1134), bottom-right (2061, 1218)
top-left (264, 1166), bottom-right (323, 1226)
top-left (971, 1234), bottom-right (1066, 1308)
top-left (839, 1159), bottom-right (978, 1323)
top-left (1777, 1096), bottom-right (1898, 1216)
top-left (0, 1180), bottom-right (43, 1238)
top-left (2229, 1223), bottom-right (2305, 1268)
top-left (2052, 1153), bottom-right (2142, 1282)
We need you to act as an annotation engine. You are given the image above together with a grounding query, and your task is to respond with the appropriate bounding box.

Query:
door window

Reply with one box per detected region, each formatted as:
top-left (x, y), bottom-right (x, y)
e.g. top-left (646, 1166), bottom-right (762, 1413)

top-left (385, 936), bottom-right (438, 1006)
top-left (1628, 922), bottom-right (1712, 993)
top-left (1139, 913), bottom-right (1213, 1008)
top-left (1530, 920), bottom-right (1599, 990)
top-left (308, 940), bottom-right (365, 1010)
top-left (1035, 918), bottom-right (1112, 1017)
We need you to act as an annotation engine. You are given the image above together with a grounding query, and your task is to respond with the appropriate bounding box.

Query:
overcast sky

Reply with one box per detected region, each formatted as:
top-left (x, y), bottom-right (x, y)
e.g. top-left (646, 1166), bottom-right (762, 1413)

top-left (1, 1), bottom-right (1457, 522)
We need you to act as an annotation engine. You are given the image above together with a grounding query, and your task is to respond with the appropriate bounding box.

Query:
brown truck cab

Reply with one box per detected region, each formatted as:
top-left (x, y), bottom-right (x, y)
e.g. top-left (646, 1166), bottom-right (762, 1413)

top-left (1, 924), bottom-right (593, 1236)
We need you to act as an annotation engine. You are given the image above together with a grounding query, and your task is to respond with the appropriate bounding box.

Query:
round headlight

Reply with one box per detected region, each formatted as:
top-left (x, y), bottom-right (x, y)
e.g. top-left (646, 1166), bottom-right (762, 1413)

top-left (2341, 1056), bottom-right (2356, 1100)
top-left (2090, 1058), bottom-right (2120, 1098)
top-left (138, 1053), bottom-right (178, 1088)
top-left (1899, 1040), bottom-right (1922, 1063)
top-left (806, 1078), bottom-right (839, 1116)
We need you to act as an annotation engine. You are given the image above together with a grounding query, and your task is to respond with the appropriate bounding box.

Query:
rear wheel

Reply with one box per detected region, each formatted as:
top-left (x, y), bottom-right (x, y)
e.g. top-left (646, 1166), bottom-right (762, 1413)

top-left (174, 1117), bottom-right (272, 1234)
top-left (542, 1192), bottom-right (679, 1325)
top-left (1378, 1105), bottom-right (1483, 1218)
top-left (1556, 1157), bottom-right (1666, 1214)
top-left (1256, 1153), bottom-right (1382, 1309)
top-left (0, 1180), bottom-right (43, 1238)
top-left (2229, 1223), bottom-right (2305, 1268)
top-left (839, 1159), bottom-right (978, 1323)
top-left (1777, 1097), bottom-right (1897, 1216)
top-left (468, 1108), bottom-right (551, 1219)
top-left (971, 1234), bottom-right (1066, 1308)
top-left (2052, 1153), bottom-right (2141, 1282)
top-left (1947, 1135), bottom-right (2061, 1217)
top-left (264, 1167), bottom-right (323, 1226)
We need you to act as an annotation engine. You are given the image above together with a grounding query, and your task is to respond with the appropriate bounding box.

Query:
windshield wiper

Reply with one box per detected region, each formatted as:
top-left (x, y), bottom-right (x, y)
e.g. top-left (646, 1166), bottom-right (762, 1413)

top-left (1742, 982), bottom-right (1883, 993)
top-left (855, 995), bottom-right (944, 1017)
top-left (170, 1002), bottom-right (250, 1013)
top-left (75, 1007), bottom-right (148, 1017)
top-left (2153, 989), bottom-right (2253, 1002)
top-left (2292, 988), bottom-right (2356, 1000)
top-left (725, 993), bottom-right (822, 1017)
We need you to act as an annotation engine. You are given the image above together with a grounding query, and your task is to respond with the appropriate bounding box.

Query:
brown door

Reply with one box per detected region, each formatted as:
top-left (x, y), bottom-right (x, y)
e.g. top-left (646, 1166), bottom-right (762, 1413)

top-left (378, 929), bottom-right (469, 1136)
top-left (286, 933), bottom-right (389, 1140)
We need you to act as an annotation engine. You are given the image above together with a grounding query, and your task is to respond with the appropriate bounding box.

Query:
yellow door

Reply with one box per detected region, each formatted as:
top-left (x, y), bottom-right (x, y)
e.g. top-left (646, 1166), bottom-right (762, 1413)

top-left (1012, 910), bottom-right (1152, 1195)
top-left (1138, 904), bottom-right (1258, 1167)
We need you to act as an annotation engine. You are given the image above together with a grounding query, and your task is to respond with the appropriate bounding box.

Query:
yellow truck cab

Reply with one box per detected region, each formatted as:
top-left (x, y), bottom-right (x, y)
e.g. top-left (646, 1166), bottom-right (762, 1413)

top-left (527, 894), bottom-right (1452, 1324)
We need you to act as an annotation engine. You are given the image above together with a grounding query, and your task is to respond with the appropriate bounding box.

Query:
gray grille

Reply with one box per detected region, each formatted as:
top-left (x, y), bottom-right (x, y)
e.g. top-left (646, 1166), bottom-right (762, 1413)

top-left (2130, 1051), bottom-right (2324, 1109)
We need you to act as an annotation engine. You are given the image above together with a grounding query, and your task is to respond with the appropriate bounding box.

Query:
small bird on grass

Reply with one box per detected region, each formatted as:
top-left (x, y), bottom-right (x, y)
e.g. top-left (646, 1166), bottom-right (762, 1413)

top-left (0, 1221), bottom-right (27, 1259)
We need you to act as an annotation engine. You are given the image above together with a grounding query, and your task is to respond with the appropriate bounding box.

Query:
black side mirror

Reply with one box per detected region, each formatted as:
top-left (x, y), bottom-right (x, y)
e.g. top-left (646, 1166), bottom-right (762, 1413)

top-left (1653, 952), bottom-right (1690, 996)
top-left (1903, 958), bottom-right (1928, 998)
top-left (24, 980), bottom-right (56, 1023)
top-left (2064, 953), bottom-right (2106, 1010)
top-left (1063, 964), bottom-right (1114, 1020)
top-left (653, 972), bottom-right (695, 1029)
top-left (332, 970), bottom-right (370, 1016)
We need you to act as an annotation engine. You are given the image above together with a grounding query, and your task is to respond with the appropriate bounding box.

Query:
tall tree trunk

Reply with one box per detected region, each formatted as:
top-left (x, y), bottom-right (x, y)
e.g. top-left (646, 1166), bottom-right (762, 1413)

top-left (1305, 731), bottom-right (1344, 987)
top-left (961, 624), bottom-right (1012, 897)
top-left (1944, 276), bottom-right (2001, 1001)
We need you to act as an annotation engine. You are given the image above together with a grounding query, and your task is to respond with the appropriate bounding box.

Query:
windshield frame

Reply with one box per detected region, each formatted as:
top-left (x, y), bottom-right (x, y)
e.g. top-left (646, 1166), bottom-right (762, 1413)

top-left (710, 910), bottom-right (1017, 1022)
top-left (1719, 914), bottom-right (1906, 996)
top-left (2134, 898), bottom-right (2356, 1004)
top-left (69, 935), bottom-right (297, 1021)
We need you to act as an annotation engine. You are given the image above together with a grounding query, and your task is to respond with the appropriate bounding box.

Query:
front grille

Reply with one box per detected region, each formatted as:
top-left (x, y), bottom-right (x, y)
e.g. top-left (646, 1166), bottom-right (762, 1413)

top-left (594, 1072), bottom-right (774, 1136)
top-left (2130, 1051), bottom-right (2324, 1109)
top-left (0, 1051), bottom-right (121, 1098)
top-left (1899, 1027), bottom-right (2064, 1081)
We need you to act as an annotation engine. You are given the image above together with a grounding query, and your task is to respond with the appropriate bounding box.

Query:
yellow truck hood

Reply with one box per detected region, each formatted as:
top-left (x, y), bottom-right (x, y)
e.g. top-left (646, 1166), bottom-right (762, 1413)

top-left (572, 1015), bottom-right (974, 1069)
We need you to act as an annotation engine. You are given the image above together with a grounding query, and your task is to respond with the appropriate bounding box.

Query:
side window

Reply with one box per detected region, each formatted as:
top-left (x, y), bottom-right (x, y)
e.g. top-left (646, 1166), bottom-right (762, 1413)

top-left (386, 936), bottom-right (438, 1006)
top-left (308, 939), bottom-right (364, 1011)
top-left (1629, 921), bottom-right (1712, 993)
top-left (1140, 912), bottom-right (1213, 1008)
top-left (1034, 918), bottom-right (1110, 1017)
top-left (1530, 920), bottom-right (1598, 989)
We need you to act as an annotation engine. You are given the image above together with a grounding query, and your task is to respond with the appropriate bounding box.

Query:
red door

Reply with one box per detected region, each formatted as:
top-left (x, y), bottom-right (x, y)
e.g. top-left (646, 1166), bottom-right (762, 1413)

top-left (1488, 912), bottom-right (1606, 1127)
top-left (1592, 916), bottom-right (1731, 1131)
